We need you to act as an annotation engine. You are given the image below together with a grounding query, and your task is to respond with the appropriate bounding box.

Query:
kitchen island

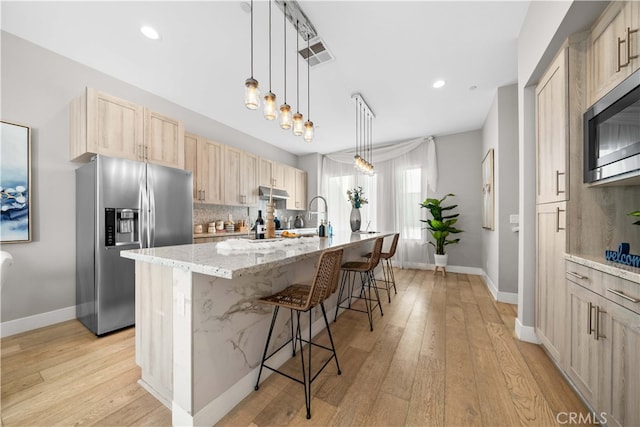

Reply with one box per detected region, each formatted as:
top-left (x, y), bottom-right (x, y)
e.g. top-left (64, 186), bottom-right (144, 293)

top-left (121, 230), bottom-right (392, 426)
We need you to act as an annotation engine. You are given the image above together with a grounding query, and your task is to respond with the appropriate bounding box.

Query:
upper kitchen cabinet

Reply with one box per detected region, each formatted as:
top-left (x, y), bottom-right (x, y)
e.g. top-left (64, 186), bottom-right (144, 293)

top-left (259, 158), bottom-right (287, 189)
top-left (588, 1), bottom-right (640, 107)
top-left (294, 168), bottom-right (307, 211)
top-left (536, 47), bottom-right (569, 204)
top-left (224, 146), bottom-right (258, 206)
top-left (70, 88), bottom-right (184, 169)
top-left (144, 109), bottom-right (184, 169)
top-left (184, 133), bottom-right (223, 204)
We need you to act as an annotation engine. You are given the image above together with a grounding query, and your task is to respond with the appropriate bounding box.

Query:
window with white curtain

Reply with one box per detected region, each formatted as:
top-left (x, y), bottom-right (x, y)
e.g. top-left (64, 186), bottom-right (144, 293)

top-left (401, 168), bottom-right (422, 240)
top-left (326, 173), bottom-right (376, 233)
top-left (322, 137), bottom-right (437, 268)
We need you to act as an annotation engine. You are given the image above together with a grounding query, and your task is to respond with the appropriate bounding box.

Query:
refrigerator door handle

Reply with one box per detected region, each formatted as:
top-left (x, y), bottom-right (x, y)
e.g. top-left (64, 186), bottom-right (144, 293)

top-left (140, 167), bottom-right (149, 248)
top-left (148, 167), bottom-right (156, 248)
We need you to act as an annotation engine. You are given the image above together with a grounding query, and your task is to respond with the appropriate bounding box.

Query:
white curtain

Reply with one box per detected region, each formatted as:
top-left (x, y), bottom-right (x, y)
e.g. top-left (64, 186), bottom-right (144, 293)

top-left (321, 136), bottom-right (437, 268)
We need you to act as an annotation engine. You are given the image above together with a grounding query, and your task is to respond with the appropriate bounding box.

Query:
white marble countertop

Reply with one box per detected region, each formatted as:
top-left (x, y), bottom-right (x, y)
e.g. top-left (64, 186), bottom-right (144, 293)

top-left (122, 231), bottom-right (392, 279)
top-left (565, 253), bottom-right (640, 284)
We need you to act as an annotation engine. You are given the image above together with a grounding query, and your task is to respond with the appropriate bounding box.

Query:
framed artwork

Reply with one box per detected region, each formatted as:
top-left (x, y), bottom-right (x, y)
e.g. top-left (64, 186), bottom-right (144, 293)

top-left (1, 121), bottom-right (32, 243)
top-left (482, 148), bottom-right (494, 230)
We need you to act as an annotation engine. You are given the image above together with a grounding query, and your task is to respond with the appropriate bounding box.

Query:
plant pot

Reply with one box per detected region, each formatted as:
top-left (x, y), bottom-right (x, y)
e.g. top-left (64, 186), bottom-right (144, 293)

top-left (434, 253), bottom-right (448, 277)
top-left (350, 207), bottom-right (361, 232)
top-left (434, 254), bottom-right (448, 267)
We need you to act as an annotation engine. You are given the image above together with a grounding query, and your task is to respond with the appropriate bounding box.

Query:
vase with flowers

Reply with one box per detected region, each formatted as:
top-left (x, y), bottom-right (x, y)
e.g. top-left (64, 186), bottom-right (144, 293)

top-left (347, 186), bottom-right (368, 232)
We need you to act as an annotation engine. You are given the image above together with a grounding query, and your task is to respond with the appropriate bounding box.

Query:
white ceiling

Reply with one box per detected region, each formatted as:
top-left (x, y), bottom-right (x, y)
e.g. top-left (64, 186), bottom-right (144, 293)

top-left (1, 1), bottom-right (530, 156)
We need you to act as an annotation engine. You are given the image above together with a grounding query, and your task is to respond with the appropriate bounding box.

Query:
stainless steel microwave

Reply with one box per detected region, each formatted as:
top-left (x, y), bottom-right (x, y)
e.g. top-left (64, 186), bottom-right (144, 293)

top-left (584, 68), bottom-right (640, 184)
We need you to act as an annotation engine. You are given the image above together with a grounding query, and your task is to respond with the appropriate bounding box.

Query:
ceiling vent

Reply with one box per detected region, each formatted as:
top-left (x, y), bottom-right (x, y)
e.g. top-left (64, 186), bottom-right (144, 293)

top-left (299, 38), bottom-right (334, 67)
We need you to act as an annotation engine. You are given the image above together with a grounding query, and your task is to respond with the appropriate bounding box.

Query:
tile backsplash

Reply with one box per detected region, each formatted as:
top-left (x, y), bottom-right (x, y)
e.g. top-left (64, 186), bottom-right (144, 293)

top-left (194, 202), bottom-right (314, 230)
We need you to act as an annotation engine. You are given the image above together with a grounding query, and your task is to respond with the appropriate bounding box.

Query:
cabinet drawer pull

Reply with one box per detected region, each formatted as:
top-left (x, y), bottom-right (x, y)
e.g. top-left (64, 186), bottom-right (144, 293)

top-left (607, 288), bottom-right (640, 303)
top-left (587, 302), bottom-right (595, 336)
top-left (595, 306), bottom-right (606, 341)
top-left (618, 36), bottom-right (627, 71)
top-left (567, 271), bottom-right (587, 280)
top-left (555, 170), bottom-right (565, 195)
top-left (556, 207), bottom-right (566, 232)
top-left (628, 27), bottom-right (638, 62)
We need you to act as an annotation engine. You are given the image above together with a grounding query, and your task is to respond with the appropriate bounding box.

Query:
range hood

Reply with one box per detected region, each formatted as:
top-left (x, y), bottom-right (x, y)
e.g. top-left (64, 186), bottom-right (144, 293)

top-left (258, 186), bottom-right (290, 200)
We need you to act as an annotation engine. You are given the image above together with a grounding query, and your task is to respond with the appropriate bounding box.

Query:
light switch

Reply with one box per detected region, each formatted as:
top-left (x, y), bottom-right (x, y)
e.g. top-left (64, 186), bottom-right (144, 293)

top-left (510, 214), bottom-right (519, 224)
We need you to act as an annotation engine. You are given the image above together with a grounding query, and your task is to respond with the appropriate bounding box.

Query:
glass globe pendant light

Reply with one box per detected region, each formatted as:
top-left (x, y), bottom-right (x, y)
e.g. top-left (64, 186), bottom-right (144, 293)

top-left (244, 0), bottom-right (260, 109)
top-left (263, 0), bottom-right (277, 120)
top-left (303, 36), bottom-right (314, 142)
top-left (279, 2), bottom-right (292, 129)
top-left (292, 20), bottom-right (304, 136)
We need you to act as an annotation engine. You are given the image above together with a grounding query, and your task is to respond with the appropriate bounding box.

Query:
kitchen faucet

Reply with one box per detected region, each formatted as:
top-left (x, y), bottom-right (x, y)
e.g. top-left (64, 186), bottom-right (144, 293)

top-left (308, 195), bottom-right (328, 223)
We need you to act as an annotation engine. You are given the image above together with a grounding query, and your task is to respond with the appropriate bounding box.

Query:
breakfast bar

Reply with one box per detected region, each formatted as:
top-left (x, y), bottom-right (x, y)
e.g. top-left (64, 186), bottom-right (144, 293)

top-left (121, 231), bottom-right (391, 426)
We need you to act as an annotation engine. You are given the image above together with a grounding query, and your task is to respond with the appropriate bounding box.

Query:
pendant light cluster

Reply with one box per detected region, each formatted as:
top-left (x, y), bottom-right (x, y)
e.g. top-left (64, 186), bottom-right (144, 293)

top-left (352, 93), bottom-right (375, 174)
top-left (243, 0), bottom-right (315, 143)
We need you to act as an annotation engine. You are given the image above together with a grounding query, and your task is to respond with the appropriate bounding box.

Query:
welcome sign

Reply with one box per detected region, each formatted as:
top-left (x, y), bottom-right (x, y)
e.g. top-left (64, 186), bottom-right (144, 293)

top-left (605, 243), bottom-right (640, 268)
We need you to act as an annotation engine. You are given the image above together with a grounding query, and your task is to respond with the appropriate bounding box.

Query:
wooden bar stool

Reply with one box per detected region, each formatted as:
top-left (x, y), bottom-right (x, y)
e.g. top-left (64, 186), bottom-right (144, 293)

top-left (333, 237), bottom-right (384, 331)
top-left (254, 248), bottom-right (344, 420)
top-left (366, 233), bottom-right (399, 303)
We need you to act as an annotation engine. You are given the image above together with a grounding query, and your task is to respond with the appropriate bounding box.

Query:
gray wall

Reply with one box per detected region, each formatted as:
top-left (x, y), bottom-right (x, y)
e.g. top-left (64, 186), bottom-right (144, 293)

top-left (433, 130), bottom-right (483, 269)
top-left (0, 32), bottom-right (297, 323)
top-left (481, 85), bottom-right (519, 295)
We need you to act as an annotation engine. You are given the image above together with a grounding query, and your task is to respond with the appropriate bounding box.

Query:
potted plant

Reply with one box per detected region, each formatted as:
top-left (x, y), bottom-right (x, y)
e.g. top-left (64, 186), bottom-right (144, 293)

top-left (629, 211), bottom-right (640, 225)
top-left (420, 193), bottom-right (463, 270)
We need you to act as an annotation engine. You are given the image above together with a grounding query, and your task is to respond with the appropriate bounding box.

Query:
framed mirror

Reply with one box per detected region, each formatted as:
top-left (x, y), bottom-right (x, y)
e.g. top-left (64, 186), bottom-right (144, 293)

top-left (1, 121), bottom-right (32, 243)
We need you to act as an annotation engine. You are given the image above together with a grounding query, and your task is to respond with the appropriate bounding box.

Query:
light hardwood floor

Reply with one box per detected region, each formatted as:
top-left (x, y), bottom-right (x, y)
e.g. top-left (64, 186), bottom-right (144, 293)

top-left (1, 269), bottom-right (590, 426)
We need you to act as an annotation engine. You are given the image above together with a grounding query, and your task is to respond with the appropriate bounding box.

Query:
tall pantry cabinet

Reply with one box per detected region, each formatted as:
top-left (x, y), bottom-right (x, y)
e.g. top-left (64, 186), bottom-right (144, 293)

top-left (535, 35), bottom-right (586, 363)
top-left (535, 45), bottom-right (569, 362)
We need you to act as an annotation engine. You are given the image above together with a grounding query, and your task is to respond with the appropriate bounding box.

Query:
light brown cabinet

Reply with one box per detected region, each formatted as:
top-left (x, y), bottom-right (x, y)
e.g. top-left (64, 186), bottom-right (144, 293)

top-left (294, 168), bottom-right (307, 210)
top-left (566, 262), bottom-right (640, 427)
top-left (144, 109), bottom-right (184, 169)
top-left (184, 133), bottom-right (223, 204)
top-left (259, 158), bottom-right (287, 189)
top-left (536, 48), bottom-right (568, 204)
top-left (588, 1), bottom-right (640, 107)
top-left (70, 88), bottom-right (184, 169)
top-left (535, 202), bottom-right (567, 362)
top-left (284, 166), bottom-right (307, 211)
top-left (224, 146), bottom-right (258, 206)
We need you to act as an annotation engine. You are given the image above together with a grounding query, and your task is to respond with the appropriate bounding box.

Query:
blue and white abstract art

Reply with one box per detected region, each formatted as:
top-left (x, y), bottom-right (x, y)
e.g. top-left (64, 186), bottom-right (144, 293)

top-left (1, 121), bottom-right (31, 243)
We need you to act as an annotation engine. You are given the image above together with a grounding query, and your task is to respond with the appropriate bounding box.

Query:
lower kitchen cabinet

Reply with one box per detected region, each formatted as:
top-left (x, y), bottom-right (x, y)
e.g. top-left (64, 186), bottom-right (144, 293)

top-left (536, 201), bottom-right (567, 362)
top-left (566, 262), bottom-right (640, 427)
top-left (566, 280), bottom-right (600, 404)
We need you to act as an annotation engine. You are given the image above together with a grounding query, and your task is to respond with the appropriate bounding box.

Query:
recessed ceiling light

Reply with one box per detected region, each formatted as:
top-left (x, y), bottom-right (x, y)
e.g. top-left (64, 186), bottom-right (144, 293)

top-left (140, 26), bottom-right (160, 40)
top-left (433, 80), bottom-right (446, 89)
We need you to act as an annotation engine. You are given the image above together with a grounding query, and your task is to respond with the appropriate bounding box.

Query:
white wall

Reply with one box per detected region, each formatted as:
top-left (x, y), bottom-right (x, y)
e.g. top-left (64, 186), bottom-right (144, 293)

top-left (0, 32), bottom-right (297, 326)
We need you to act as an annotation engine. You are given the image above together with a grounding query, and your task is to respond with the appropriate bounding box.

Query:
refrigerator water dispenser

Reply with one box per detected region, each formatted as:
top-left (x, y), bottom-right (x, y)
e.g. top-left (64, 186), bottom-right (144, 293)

top-left (105, 208), bottom-right (139, 246)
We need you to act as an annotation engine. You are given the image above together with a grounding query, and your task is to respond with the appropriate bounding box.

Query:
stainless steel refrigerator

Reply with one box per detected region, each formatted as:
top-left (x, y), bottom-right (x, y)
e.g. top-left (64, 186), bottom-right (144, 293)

top-left (76, 155), bottom-right (193, 335)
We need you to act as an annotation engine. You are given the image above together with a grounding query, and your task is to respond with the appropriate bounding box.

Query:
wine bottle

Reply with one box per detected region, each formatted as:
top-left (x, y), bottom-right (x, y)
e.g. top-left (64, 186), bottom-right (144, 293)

top-left (255, 210), bottom-right (265, 239)
top-left (318, 219), bottom-right (326, 237)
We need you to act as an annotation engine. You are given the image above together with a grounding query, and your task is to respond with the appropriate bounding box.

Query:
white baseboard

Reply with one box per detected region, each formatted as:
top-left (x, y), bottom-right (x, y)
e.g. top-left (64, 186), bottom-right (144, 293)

top-left (515, 317), bottom-right (541, 344)
top-left (481, 273), bottom-right (518, 304)
top-left (402, 262), bottom-right (484, 276)
top-left (1, 306), bottom-right (76, 338)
